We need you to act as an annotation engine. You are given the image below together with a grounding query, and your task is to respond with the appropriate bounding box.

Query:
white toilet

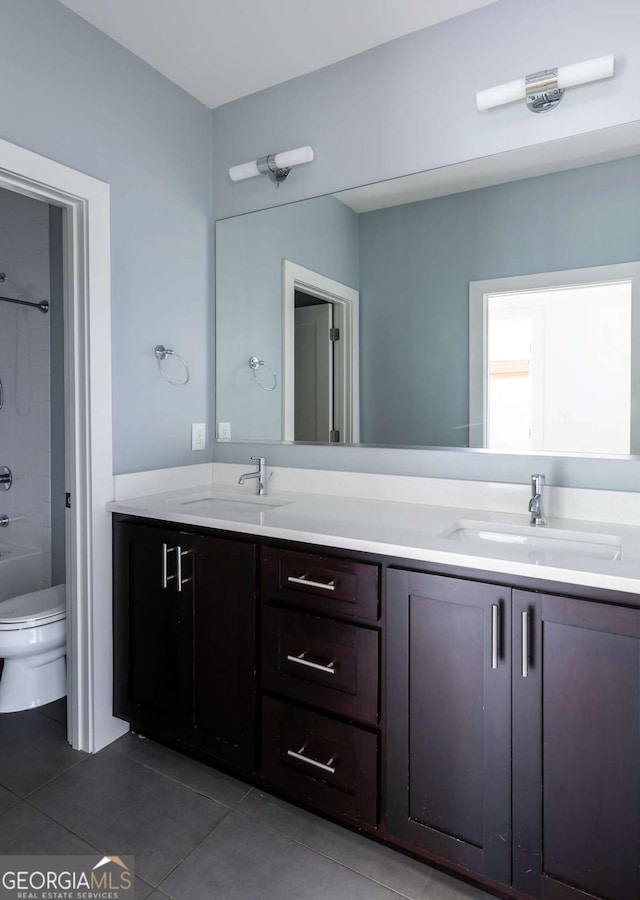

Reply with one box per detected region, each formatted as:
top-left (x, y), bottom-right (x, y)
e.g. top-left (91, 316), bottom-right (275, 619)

top-left (0, 584), bottom-right (67, 713)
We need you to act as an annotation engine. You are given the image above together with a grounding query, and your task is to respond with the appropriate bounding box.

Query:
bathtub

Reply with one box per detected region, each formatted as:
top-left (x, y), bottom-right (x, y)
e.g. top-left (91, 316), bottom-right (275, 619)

top-left (0, 542), bottom-right (44, 602)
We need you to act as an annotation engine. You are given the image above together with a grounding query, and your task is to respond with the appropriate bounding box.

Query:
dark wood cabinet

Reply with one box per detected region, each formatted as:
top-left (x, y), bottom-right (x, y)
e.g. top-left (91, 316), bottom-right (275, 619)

top-left (113, 516), bottom-right (640, 900)
top-left (512, 590), bottom-right (640, 900)
top-left (113, 518), bottom-right (257, 773)
top-left (386, 569), bottom-right (512, 886)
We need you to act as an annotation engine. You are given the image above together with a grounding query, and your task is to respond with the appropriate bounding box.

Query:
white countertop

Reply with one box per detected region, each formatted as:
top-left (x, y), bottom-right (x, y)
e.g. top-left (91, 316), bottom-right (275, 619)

top-left (107, 483), bottom-right (640, 595)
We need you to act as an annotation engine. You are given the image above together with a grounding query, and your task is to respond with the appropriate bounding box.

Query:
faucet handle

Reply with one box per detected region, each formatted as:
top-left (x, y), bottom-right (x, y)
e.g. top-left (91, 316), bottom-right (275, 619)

top-left (531, 473), bottom-right (545, 490)
top-left (250, 456), bottom-right (266, 465)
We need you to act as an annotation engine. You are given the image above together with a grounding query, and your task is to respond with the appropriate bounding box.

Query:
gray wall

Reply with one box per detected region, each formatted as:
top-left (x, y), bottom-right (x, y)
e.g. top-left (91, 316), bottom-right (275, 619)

top-left (216, 195), bottom-right (358, 440)
top-left (359, 154), bottom-right (640, 446)
top-left (0, 0), bottom-right (213, 474)
top-left (211, 0), bottom-right (640, 488)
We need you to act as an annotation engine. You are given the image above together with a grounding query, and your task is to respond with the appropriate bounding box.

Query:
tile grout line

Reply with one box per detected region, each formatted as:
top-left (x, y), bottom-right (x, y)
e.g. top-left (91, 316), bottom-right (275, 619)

top-left (108, 743), bottom-right (252, 810)
top-left (152, 805), bottom-right (236, 896)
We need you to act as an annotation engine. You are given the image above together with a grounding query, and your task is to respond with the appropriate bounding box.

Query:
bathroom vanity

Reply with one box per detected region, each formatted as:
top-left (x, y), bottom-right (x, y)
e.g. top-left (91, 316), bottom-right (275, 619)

top-left (110, 484), bottom-right (640, 900)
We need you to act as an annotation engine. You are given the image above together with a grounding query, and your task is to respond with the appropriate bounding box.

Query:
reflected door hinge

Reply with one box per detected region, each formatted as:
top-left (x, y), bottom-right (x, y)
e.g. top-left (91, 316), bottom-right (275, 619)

top-left (329, 327), bottom-right (340, 342)
top-left (65, 493), bottom-right (71, 509)
top-left (329, 429), bottom-right (340, 442)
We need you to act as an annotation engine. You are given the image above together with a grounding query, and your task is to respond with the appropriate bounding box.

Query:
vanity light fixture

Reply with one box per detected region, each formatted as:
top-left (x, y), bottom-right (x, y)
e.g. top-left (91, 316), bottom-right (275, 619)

top-left (476, 54), bottom-right (614, 114)
top-left (229, 145), bottom-right (314, 187)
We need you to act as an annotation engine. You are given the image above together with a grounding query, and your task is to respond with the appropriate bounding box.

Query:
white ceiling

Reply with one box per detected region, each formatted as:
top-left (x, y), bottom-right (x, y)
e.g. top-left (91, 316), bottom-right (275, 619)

top-left (57, 0), bottom-right (499, 109)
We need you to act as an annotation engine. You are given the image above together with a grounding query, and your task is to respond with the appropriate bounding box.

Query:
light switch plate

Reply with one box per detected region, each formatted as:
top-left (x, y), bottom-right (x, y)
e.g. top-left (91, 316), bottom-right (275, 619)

top-left (217, 422), bottom-right (231, 441)
top-left (191, 422), bottom-right (206, 451)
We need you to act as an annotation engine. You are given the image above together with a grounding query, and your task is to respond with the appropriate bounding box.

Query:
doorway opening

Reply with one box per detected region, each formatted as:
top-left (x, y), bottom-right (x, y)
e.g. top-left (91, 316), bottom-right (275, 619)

top-left (0, 137), bottom-right (120, 752)
top-left (283, 261), bottom-right (359, 443)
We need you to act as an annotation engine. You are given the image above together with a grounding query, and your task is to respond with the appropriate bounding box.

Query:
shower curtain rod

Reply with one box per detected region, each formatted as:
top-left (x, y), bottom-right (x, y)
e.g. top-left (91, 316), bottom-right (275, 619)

top-left (0, 294), bottom-right (49, 314)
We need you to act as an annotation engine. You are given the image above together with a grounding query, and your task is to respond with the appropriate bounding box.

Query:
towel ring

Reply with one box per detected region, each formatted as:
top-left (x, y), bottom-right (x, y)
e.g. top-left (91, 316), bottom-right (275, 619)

top-left (155, 345), bottom-right (190, 387)
top-left (249, 356), bottom-right (277, 391)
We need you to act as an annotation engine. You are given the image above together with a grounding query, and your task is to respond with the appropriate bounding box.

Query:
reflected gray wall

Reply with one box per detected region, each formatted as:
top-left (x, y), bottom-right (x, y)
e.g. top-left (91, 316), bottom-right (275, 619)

top-left (49, 207), bottom-right (66, 586)
top-left (216, 195), bottom-right (358, 440)
top-left (359, 154), bottom-right (640, 446)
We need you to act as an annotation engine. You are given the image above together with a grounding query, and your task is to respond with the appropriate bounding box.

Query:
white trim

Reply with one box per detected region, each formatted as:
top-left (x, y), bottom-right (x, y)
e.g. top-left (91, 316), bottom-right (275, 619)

top-left (469, 263), bottom-right (640, 452)
top-left (282, 260), bottom-right (360, 442)
top-left (0, 138), bottom-right (125, 751)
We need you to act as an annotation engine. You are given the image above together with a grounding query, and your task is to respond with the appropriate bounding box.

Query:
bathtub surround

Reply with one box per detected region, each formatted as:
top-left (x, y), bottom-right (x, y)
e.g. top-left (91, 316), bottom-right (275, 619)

top-left (0, 190), bottom-right (53, 588)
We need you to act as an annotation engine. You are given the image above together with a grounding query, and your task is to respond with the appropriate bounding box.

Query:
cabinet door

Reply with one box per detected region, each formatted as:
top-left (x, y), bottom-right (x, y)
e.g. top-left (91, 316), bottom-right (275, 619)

top-left (513, 591), bottom-right (640, 900)
top-left (191, 535), bottom-right (257, 772)
top-left (386, 570), bottom-right (511, 884)
top-left (386, 570), bottom-right (511, 885)
top-left (113, 521), bottom-right (194, 737)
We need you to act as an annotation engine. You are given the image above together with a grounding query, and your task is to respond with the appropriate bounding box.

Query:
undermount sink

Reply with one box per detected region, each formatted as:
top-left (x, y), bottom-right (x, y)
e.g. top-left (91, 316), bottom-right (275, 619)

top-left (178, 491), bottom-right (290, 519)
top-left (439, 520), bottom-right (622, 562)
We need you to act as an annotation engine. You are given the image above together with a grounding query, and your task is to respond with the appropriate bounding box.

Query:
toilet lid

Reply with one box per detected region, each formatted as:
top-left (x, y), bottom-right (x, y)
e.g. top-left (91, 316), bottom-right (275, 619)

top-left (0, 584), bottom-right (66, 627)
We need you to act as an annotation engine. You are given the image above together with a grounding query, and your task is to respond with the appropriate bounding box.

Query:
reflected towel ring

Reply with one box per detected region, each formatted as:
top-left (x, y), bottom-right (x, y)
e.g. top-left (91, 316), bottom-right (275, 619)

top-left (155, 345), bottom-right (190, 387)
top-left (249, 356), bottom-right (277, 391)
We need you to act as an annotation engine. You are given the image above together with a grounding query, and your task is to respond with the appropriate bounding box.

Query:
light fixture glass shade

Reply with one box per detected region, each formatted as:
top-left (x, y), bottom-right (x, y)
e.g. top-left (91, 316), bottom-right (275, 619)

top-left (229, 160), bottom-right (260, 182)
top-left (476, 54), bottom-right (614, 111)
top-left (273, 146), bottom-right (314, 169)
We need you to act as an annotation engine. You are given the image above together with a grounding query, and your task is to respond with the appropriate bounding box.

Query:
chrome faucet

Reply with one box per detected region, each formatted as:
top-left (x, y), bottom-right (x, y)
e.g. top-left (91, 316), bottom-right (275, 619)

top-left (238, 456), bottom-right (267, 496)
top-left (529, 474), bottom-right (547, 526)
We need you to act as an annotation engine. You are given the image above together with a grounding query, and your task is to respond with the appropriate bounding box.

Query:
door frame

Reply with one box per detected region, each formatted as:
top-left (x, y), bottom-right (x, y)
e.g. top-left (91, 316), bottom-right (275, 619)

top-left (282, 260), bottom-right (360, 443)
top-left (0, 137), bottom-right (125, 752)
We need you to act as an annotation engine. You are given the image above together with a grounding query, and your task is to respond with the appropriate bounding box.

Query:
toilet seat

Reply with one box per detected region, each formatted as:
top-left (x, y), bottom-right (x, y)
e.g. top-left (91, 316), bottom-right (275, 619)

top-left (0, 584), bottom-right (66, 631)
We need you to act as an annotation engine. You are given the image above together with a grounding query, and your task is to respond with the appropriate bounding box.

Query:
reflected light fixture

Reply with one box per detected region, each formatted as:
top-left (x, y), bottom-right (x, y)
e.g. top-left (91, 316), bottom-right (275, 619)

top-left (229, 145), bottom-right (314, 186)
top-left (476, 54), bottom-right (614, 114)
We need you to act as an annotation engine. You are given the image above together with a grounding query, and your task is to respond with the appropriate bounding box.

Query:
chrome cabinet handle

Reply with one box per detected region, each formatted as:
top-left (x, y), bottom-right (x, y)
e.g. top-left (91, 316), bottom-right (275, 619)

top-left (287, 574), bottom-right (336, 592)
top-left (287, 746), bottom-right (336, 775)
top-left (491, 603), bottom-right (500, 669)
top-left (176, 547), bottom-right (192, 593)
top-left (162, 543), bottom-right (176, 588)
top-left (286, 652), bottom-right (336, 675)
top-left (521, 609), bottom-right (530, 678)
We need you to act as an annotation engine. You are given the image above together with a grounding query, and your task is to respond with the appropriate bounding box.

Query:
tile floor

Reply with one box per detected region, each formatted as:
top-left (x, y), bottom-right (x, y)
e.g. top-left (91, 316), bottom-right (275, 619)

top-left (0, 701), bottom-right (494, 900)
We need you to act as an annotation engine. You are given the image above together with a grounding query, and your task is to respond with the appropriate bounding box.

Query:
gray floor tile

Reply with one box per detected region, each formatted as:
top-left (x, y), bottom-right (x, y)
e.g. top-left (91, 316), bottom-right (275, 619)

top-left (0, 784), bottom-right (19, 815)
top-left (29, 748), bottom-right (229, 886)
top-left (37, 697), bottom-right (68, 725)
top-left (160, 811), bottom-right (406, 900)
top-left (0, 709), bottom-right (86, 797)
top-left (238, 790), bottom-right (430, 899)
top-left (112, 733), bottom-right (251, 808)
top-left (421, 868), bottom-right (495, 900)
top-left (0, 802), bottom-right (98, 854)
top-left (135, 877), bottom-right (157, 899)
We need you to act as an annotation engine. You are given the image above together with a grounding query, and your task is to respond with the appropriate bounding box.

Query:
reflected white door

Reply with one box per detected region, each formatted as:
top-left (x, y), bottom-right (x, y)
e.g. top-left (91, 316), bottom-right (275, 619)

top-left (294, 303), bottom-right (333, 441)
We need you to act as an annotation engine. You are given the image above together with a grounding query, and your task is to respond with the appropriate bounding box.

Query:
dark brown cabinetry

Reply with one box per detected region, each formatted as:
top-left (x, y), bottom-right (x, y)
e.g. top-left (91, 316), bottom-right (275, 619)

top-left (113, 516), bottom-right (640, 900)
top-left (260, 545), bottom-right (381, 827)
top-left (387, 568), bottom-right (640, 900)
top-left (386, 570), bottom-right (512, 886)
top-left (113, 518), bottom-right (257, 773)
top-left (512, 591), bottom-right (640, 900)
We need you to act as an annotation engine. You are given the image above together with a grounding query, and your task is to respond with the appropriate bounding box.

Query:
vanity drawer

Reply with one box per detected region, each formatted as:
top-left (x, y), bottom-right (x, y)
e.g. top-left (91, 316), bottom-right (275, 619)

top-left (262, 607), bottom-right (379, 725)
top-left (261, 697), bottom-right (378, 828)
top-left (261, 546), bottom-right (379, 621)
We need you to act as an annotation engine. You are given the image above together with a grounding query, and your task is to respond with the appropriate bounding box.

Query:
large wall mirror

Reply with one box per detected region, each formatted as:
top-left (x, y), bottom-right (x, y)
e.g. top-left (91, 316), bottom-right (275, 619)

top-left (215, 121), bottom-right (640, 457)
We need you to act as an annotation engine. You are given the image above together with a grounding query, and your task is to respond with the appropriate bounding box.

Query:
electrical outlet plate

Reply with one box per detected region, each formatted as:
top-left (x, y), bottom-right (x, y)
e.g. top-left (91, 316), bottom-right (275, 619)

top-left (191, 422), bottom-right (206, 451)
top-left (217, 422), bottom-right (231, 441)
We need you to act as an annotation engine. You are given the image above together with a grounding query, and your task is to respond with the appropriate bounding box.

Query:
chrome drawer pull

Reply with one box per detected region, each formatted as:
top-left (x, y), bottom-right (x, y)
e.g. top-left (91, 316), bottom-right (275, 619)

top-left (162, 543), bottom-right (177, 588)
top-left (491, 603), bottom-right (499, 669)
top-left (287, 746), bottom-right (336, 775)
top-left (176, 547), bottom-right (192, 593)
top-left (521, 609), bottom-right (530, 678)
top-left (287, 574), bottom-right (336, 591)
top-left (286, 652), bottom-right (336, 675)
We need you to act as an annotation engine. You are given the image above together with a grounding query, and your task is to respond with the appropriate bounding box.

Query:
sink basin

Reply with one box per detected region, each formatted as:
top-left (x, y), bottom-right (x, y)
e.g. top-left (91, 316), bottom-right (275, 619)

top-left (178, 491), bottom-right (289, 520)
top-left (439, 520), bottom-right (622, 562)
